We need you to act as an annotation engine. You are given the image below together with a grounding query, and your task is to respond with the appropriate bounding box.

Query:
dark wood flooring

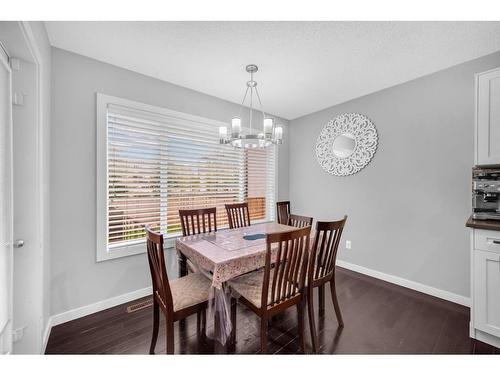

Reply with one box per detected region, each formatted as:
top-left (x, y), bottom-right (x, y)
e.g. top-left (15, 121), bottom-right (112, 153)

top-left (45, 265), bottom-right (500, 354)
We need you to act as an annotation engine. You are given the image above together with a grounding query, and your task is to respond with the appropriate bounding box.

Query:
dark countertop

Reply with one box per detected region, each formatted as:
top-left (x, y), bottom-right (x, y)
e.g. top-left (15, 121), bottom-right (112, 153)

top-left (466, 215), bottom-right (500, 231)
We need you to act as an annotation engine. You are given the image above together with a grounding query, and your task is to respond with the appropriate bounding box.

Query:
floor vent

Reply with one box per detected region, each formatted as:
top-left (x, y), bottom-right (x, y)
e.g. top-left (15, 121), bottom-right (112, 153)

top-left (126, 298), bottom-right (153, 313)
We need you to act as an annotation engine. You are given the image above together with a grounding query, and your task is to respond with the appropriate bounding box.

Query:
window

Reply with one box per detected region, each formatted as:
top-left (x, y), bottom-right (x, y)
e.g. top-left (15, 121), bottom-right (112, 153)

top-left (96, 94), bottom-right (277, 261)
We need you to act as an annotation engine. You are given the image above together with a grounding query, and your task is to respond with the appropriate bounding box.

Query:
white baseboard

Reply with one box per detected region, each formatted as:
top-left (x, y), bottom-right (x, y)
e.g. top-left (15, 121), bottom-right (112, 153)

top-left (42, 286), bottom-right (152, 353)
top-left (473, 329), bottom-right (500, 349)
top-left (50, 286), bottom-right (152, 327)
top-left (336, 260), bottom-right (470, 307)
top-left (42, 317), bottom-right (52, 354)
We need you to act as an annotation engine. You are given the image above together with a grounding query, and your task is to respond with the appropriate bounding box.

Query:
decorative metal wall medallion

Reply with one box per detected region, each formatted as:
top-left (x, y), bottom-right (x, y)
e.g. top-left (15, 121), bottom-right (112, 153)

top-left (315, 113), bottom-right (378, 176)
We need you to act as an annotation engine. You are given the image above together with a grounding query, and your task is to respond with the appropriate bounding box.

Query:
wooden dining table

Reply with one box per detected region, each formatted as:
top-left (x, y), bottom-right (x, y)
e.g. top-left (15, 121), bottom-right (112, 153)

top-left (175, 221), bottom-right (296, 345)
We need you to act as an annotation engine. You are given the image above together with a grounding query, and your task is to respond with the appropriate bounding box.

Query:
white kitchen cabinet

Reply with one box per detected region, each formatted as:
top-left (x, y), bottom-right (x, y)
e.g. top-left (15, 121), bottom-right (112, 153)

top-left (473, 249), bottom-right (500, 337)
top-left (476, 67), bottom-right (500, 165)
top-left (470, 228), bottom-right (500, 348)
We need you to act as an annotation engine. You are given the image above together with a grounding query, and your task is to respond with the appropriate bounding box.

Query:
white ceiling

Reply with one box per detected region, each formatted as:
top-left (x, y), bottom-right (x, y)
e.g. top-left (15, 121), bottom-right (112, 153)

top-left (45, 21), bottom-right (500, 120)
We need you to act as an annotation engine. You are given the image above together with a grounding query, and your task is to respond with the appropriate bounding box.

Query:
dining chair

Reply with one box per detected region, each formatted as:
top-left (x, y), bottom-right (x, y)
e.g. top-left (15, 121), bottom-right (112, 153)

top-left (178, 207), bottom-right (217, 276)
top-left (287, 214), bottom-right (313, 228)
top-left (306, 216), bottom-right (347, 353)
top-left (276, 201), bottom-right (291, 225)
top-left (179, 207), bottom-right (217, 236)
top-left (225, 202), bottom-right (251, 229)
top-left (145, 226), bottom-right (211, 354)
top-left (228, 226), bottom-right (311, 353)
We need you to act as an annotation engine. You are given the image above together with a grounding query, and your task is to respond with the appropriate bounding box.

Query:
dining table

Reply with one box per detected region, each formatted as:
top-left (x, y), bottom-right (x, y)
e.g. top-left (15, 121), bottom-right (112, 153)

top-left (175, 221), bottom-right (297, 345)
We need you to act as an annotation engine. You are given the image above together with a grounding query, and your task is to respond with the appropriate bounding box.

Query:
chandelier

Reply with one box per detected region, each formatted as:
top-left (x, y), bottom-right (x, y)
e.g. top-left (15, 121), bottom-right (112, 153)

top-left (219, 64), bottom-right (283, 148)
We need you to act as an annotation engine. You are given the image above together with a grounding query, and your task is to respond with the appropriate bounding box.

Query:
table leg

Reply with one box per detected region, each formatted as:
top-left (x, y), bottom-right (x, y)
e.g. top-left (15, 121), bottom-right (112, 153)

top-left (178, 251), bottom-right (188, 277)
top-left (178, 251), bottom-right (188, 327)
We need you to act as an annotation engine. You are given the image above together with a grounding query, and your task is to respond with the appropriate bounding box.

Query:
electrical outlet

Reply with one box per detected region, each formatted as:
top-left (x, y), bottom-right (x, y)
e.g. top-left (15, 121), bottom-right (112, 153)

top-left (345, 240), bottom-right (352, 250)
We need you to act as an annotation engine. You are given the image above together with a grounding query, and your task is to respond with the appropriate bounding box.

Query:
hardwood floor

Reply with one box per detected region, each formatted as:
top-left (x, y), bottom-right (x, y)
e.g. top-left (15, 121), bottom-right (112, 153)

top-left (45, 266), bottom-right (500, 354)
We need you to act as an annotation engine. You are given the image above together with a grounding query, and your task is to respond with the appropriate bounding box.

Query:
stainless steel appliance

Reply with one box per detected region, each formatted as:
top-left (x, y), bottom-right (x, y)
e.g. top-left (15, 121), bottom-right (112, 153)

top-left (472, 166), bottom-right (500, 220)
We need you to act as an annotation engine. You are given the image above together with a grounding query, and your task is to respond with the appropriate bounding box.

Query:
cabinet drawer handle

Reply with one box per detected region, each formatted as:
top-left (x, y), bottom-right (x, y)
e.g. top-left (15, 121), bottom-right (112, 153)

top-left (493, 240), bottom-right (500, 245)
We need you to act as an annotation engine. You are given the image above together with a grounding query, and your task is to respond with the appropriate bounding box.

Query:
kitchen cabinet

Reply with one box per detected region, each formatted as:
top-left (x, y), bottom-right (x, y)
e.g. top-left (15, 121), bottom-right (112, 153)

top-left (470, 228), bottom-right (500, 348)
top-left (476, 67), bottom-right (500, 165)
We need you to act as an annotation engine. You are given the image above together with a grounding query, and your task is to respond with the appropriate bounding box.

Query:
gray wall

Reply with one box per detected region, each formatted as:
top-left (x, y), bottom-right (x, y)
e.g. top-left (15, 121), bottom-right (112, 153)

top-left (289, 51), bottom-right (500, 299)
top-left (50, 47), bottom-right (289, 316)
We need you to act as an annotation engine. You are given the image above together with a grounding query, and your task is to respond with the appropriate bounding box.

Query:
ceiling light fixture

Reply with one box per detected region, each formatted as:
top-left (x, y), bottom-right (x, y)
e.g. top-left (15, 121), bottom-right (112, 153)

top-left (219, 64), bottom-right (283, 148)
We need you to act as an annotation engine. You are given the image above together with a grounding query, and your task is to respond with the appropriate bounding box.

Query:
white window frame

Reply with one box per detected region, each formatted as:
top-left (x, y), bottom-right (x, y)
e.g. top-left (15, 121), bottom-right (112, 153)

top-left (96, 93), bottom-right (279, 262)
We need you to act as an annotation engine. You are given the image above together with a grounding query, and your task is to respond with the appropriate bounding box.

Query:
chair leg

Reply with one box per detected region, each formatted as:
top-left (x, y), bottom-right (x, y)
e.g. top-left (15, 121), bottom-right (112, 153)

top-left (230, 298), bottom-right (237, 349)
top-left (297, 300), bottom-right (306, 354)
top-left (330, 279), bottom-right (344, 327)
top-left (166, 319), bottom-right (175, 354)
top-left (307, 288), bottom-right (318, 353)
top-left (318, 285), bottom-right (325, 314)
top-left (149, 300), bottom-right (160, 354)
top-left (178, 252), bottom-right (188, 277)
top-left (260, 317), bottom-right (268, 354)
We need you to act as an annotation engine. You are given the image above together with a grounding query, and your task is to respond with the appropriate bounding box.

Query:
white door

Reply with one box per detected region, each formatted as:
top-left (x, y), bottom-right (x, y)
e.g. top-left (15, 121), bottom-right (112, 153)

top-left (473, 249), bottom-right (500, 337)
top-left (476, 67), bottom-right (500, 165)
top-left (0, 44), bottom-right (13, 354)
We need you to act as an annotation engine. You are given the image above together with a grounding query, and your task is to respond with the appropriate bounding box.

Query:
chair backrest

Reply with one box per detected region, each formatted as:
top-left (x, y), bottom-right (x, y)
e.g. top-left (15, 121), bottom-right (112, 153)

top-left (308, 216), bottom-right (347, 284)
top-left (287, 214), bottom-right (313, 228)
top-left (145, 226), bottom-right (173, 313)
top-left (225, 202), bottom-right (251, 229)
top-left (178, 207), bottom-right (217, 236)
top-left (262, 226), bottom-right (311, 309)
top-left (276, 201), bottom-right (291, 225)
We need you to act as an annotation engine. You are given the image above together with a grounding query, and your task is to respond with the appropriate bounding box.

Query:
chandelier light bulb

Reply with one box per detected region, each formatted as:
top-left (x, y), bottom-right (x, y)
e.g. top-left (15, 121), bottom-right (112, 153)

top-left (219, 126), bottom-right (228, 143)
top-left (263, 118), bottom-right (274, 137)
top-left (231, 117), bottom-right (241, 137)
top-left (274, 126), bottom-right (283, 143)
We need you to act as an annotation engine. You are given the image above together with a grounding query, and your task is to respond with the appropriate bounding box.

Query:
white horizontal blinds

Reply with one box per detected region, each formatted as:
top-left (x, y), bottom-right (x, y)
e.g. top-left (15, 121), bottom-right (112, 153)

top-left (107, 106), bottom-right (165, 246)
top-left (106, 103), bottom-right (275, 248)
top-left (246, 147), bottom-right (275, 222)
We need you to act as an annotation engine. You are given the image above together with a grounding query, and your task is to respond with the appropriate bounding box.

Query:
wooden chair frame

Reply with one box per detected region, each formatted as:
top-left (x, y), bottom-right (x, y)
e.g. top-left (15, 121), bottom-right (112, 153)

top-left (230, 226), bottom-right (311, 353)
top-left (179, 207), bottom-right (217, 236)
top-left (276, 201), bottom-right (291, 225)
top-left (287, 213), bottom-right (313, 228)
top-left (225, 202), bottom-right (251, 229)
top-left (306, 216), bottom-right (347, 353)
top-left (146, 226), bottom-right (207, 354)
top-left (178, 207), bottom-right (217, 276)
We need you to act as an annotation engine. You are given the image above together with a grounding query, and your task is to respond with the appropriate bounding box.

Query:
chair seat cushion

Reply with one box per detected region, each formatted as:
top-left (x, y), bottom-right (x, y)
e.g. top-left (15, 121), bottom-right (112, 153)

top-left (170, 272), bottom-right (211, 312)
top-left (228, 269), bottom-right (276, 309)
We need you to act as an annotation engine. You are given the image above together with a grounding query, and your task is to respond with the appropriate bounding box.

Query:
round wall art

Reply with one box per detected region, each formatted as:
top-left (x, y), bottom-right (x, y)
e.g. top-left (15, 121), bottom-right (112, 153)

top-left (315, 113), bottom-right (378, 176)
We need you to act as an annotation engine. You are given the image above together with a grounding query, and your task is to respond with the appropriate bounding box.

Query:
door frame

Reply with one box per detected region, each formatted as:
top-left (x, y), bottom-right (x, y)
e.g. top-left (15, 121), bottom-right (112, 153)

top-left (0, 39), bottom-right (14, 355)
top-left (0, 21), bottom-right (47, 354)
top-left (19, 21), bottom-right (47, 354)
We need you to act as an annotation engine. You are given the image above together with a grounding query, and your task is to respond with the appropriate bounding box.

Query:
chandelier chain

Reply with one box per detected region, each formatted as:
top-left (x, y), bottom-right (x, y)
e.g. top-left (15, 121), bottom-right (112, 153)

top-left (238, 86), bottom-right (250, 119)
top-left (254, 86), bottom-right (267, 126)
top-left (249, 84), bottom-right (253, 132)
